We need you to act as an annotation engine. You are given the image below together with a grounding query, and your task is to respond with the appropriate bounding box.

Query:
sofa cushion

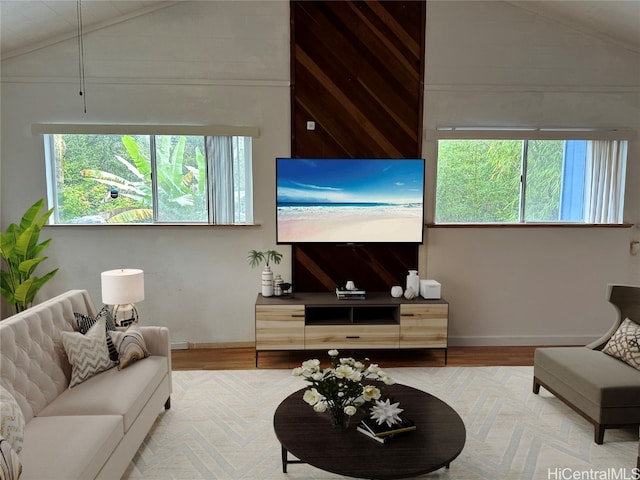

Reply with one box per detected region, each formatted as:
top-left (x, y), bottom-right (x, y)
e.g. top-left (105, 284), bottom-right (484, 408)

top-left (0, 386), bottom-right (24, 453)
top-left (75, 305), bottom-right (119, 362)
top-left (0, 435), bottom-right (22, 480)
top-left (109, 324), bottom-right (150, 370)
top-left (37, 356), bottom-right (167, 432)
top-left (19, 415), bottom-right (122, 480)
top-left (61, 317), bottom-right (116, 387)
top-left (535, 347), bottom-right (640, 408)
top-left (603, 318), bottom-right (640, 370)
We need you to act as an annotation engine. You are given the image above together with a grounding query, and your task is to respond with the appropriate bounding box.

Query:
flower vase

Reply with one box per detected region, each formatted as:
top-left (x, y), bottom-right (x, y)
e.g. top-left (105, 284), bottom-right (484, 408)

top-left (262, 266), bottom-right (274, 297)
top-left (329, 406), bottom-right (350, 430)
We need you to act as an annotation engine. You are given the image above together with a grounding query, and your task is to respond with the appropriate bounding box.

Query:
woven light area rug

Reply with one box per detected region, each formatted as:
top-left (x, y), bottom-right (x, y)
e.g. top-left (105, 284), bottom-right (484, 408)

top-left (123, 366), bottom-right (637, 479)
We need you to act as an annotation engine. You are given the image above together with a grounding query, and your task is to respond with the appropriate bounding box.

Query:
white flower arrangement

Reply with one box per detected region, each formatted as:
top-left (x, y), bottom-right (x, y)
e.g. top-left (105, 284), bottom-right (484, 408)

top-left (292, 349), bottom-right (395, 428)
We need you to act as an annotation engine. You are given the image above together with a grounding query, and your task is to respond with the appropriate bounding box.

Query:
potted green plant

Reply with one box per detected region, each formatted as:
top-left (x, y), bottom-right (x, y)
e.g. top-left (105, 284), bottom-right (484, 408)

top-left (247, 249), bottom-right (282, 297)
top-left (0, 199), bottom-right (59, 314)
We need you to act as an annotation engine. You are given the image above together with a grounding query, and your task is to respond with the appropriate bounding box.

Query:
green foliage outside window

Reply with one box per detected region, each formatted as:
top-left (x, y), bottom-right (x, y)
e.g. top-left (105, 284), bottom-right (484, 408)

top-left (436, 139), bottom-right (565, 223)
top-left (524, 140), bottom-right (563, 222)
top-left (52, 134), bottom-right (207, 223)
top-left (436, 140), bottom-right (521, 223)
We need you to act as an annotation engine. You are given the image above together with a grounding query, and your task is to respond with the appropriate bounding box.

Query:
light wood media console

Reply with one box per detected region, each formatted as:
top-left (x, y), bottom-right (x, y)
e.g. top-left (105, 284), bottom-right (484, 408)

top-left (255, 292), bottom-right (448, 366)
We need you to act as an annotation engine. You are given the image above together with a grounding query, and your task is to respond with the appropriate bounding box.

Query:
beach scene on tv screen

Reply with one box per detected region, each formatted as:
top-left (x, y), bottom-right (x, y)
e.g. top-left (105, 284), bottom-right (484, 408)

top-left (277, 158), bottom-right (424, 243)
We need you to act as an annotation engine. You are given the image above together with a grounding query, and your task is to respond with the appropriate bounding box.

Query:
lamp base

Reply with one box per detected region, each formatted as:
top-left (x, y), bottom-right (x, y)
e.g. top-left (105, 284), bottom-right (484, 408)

top-left (111, 304), bottom-right (138, 327)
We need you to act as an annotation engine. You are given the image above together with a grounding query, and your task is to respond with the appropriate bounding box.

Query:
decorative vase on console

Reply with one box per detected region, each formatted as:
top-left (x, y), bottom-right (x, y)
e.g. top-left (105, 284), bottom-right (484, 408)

top-left (262, 267), bottom-right (274, 297)
top-left (247, 249), bottom-right (283, 298)
top-left (406, 270), bottom-right (420, 297)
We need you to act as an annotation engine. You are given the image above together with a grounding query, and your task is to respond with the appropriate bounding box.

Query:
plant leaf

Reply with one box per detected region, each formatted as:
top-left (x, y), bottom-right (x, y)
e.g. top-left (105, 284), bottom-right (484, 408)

top-left (14, 225), bottom-right (39, 258)
top-left (122, 135), bottom-right (151, 177)
top-left (13, 277), bottom-right (36, 310)
top-left (107, 209), bottom-right (153, 223)
top-left (18, 257), bottom-right (46, 277)
top-left (18, 199), bottom-right (45, 231)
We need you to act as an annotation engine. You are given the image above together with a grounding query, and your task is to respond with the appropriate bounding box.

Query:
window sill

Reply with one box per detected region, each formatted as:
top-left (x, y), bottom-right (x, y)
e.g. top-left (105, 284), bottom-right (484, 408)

top-left (45, 223), bottom-right (262, 228)
top-left (427, 223), bottom-right (633, 228)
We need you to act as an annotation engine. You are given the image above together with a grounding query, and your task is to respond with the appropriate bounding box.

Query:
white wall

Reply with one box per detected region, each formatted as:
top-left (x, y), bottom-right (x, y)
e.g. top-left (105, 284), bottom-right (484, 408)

top-left (1, 1), bottom-right (639, 346)
top-left (0, 1), bottom-right (292, 346)
top-left (422, 1), bottom-right (640, 345)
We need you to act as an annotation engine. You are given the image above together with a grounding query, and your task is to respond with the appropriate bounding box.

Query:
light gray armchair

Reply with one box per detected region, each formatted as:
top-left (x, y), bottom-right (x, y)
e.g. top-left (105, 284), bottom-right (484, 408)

top-left (533, 284), bottom-right (640, 445)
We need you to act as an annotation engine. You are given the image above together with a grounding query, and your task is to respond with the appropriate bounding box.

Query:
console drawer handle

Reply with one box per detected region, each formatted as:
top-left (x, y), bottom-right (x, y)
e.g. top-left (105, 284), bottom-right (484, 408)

top-left (401, 314), bottom-right (415, 317)
top-left (346, 336), bottom-right (360, 339)
top-left (291, 314), bottom-right (305, 318)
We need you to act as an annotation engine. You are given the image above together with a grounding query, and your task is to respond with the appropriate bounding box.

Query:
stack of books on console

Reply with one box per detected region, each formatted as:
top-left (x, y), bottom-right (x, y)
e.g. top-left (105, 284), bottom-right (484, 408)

top-left (356, 416), bottom-right (416, 444)
top-left (335, 287), bottom-right (366, 300)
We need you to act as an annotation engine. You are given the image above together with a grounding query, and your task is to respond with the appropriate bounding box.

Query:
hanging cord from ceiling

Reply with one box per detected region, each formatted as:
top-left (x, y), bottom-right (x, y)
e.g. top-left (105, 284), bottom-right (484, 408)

top-left (76, 0), bottom-right (87, 113)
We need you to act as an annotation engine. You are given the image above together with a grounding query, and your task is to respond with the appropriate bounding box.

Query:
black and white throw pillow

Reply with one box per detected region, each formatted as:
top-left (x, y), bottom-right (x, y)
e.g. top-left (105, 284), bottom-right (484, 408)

top-left (74, 305), bottom-right (118, 362)
top-left (603, 318), bottom-right (640, 370)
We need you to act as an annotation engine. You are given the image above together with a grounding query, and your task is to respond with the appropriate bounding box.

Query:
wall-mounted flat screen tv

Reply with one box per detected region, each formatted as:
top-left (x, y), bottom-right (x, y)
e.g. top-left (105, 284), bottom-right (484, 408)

top-left (276, 158), bottom-right (425, 244)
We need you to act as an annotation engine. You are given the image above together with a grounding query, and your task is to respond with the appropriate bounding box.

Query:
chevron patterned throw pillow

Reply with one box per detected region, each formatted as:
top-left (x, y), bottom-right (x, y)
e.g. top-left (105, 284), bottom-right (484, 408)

top-left (61, 317), bottom-right (115, 387)
top-left (603, 318), bottom-right (640, 370)
top-left (74, 305), bottom-right (118, 362)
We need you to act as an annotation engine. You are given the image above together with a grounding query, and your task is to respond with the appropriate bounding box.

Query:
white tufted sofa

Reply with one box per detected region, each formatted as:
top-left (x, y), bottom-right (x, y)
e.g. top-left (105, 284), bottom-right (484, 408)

top-left (0, 290), bottom-right (172, 479)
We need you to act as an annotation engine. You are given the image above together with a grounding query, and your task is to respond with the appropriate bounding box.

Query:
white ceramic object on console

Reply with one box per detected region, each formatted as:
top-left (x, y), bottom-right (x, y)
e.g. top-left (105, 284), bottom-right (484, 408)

top-left (420, 279), bottom-right (442, 299)
top-left (391, 286), bottom-right (403, 298)
top-left (406, 270), bottom-right (419, 294)
top-left (404, 286), bottom-right (417, 300)
top-left (274, 274), bottom-right (283, 296)
top-left (262, 266), bottom-right (274, 297)
top-left (345, 280), bottom-right (356, 290)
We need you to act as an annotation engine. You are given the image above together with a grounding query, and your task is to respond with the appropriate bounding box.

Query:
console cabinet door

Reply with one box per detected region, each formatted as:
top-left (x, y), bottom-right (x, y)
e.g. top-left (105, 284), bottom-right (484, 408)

top-left (305, 325), bottom-right (400, 350)
top-left (399, 304), bottom-right (448, 348)
top-left (256, 305), bottom-right (305, 350)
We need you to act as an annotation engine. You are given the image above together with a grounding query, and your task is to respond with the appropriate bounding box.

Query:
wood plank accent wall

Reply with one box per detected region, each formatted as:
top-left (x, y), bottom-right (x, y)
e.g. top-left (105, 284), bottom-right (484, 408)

top-left (289, 0), bottom-right (426, 293)
top-left (290, 0), bottom-right (426, 158)
top-left (292, 244), bottom-right (419, 293)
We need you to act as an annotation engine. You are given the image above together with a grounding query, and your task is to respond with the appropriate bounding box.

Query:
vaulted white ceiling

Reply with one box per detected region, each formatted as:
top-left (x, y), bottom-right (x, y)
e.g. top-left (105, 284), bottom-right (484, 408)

top-left (0, 0), bottom-right (180, 60)
top-left (508, 1), bottom-right (640, 53)
top-left (1, 0), bottom-right (639, 61)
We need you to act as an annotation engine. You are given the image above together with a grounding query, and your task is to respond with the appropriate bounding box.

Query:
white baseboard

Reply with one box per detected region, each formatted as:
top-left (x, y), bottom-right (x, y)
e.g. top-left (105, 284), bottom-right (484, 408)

top-left (448, 335), bottom-right (600, 347)
top-left (171, 341), bottom-right (189, 350)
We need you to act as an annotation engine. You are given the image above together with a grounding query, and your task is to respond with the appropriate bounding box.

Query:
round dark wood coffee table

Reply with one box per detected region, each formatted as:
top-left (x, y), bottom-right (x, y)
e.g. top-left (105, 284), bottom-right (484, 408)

top-left (273, 383), bottom-right (466, 479)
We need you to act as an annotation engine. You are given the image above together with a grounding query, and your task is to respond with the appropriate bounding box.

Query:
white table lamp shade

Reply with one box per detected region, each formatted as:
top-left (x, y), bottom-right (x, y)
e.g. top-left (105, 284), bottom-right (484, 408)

top-left (101, 269), bottom-right (145, 305)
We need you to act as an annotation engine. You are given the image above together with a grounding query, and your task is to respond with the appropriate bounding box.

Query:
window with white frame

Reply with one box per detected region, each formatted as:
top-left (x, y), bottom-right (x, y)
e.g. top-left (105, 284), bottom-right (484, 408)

top-left (435, 130), bottom-right (629, 224)
top-left (39, 126), bottom-right (256, 225)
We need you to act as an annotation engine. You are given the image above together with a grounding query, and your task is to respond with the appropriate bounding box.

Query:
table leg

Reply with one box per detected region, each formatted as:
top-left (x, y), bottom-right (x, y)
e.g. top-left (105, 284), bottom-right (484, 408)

top-left (281, 445), bottom-right (288, 473)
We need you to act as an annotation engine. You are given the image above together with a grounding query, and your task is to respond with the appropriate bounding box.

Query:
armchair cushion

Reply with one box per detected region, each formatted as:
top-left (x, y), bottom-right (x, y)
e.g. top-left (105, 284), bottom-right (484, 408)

top-left (602, 318), bottom-right (640, 370)
top-left (535, 347), bottom-right (640, 409)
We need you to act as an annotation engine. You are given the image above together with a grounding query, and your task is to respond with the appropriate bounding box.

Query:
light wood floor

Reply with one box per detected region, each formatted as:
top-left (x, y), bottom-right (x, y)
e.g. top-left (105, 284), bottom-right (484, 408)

top-left (171, 346), bottom-right (538, 370)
